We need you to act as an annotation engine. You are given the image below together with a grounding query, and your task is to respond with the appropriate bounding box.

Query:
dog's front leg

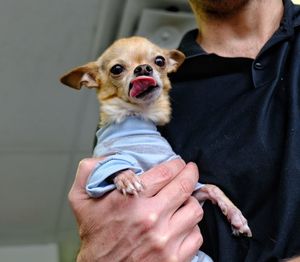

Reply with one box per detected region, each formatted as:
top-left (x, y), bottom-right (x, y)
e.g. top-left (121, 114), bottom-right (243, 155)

top-left (193, 184), bottom-right (252, 237)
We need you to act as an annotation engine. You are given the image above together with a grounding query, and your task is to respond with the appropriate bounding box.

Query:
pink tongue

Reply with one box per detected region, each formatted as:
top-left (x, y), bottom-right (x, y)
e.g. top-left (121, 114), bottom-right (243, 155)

top-left (130, 76), bottom-right (157, 97)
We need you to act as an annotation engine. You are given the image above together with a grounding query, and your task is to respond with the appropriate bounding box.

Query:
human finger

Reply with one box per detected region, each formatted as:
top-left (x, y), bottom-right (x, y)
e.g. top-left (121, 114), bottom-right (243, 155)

top-left (154, 162), bottom-right (199, 214)
top-left (178, 225), bottom-right (203, 262)
top-left (140, 158), bottom-right (186, 197)
top-left (68, 157), bottom-right (104, 202)
top-left (170, 196), bottom-right (203, 238)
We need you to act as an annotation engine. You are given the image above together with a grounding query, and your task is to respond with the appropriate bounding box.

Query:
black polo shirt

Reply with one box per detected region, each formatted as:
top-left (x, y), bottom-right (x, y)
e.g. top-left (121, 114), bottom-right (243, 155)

top-left (159, 0), bottom-right (300, 261)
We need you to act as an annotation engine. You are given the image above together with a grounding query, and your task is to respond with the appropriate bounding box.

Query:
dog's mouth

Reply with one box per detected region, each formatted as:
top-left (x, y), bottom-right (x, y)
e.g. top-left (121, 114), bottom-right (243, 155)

top-left (129, 76), bottom-right (158, 99)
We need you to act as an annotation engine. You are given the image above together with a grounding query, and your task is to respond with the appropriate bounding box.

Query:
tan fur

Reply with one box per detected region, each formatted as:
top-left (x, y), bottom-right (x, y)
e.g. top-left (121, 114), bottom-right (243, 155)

top-left (60, 36), bottom-right (185, 126)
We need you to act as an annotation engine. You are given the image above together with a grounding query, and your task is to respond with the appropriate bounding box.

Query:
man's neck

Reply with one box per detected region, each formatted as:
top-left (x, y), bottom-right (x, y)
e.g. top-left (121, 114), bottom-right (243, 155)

top-left (195, 0), bottom-right (284, 58)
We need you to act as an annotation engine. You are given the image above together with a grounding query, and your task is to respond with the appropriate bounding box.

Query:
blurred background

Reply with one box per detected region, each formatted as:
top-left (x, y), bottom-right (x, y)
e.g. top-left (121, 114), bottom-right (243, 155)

top-left (0, 0), bottom-right (299, 261)
top-left (0, 0), bottom-right (196, 261)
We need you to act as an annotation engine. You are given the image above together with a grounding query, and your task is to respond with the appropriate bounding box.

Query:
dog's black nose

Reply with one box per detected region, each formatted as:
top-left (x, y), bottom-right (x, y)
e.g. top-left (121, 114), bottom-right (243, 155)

top-left (134, 64), bottom-right (153, 76)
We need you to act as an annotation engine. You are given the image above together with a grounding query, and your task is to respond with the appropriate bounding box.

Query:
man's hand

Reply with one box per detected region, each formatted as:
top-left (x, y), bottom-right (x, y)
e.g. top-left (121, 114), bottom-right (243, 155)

top-left (69, 158), bottom-right (203, 262)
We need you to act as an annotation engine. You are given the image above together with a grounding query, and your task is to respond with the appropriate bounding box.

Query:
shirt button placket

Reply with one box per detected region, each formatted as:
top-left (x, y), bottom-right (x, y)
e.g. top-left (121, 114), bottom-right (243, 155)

top-left (254, 62), bottom-right (263, 70)
top-left (252, 60), bottom-right (264, 88)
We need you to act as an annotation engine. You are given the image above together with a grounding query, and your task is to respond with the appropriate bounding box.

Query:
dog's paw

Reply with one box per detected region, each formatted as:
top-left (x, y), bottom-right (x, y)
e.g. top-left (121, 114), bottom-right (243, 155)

top-left (228, 207), bottom-right (252, 237)
top-left (113, 169), bottom-right (144, 196)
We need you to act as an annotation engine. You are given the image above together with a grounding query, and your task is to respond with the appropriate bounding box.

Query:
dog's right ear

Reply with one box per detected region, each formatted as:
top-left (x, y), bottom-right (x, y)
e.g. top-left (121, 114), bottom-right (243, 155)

top-left (60, 62), bottom-right (100, 90)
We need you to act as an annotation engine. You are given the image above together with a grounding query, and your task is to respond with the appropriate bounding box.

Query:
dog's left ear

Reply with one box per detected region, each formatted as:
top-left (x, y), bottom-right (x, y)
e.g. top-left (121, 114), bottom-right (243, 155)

top-left (60, 62), bottom-right (100, 90)
top-left (166, 50), bottom-right (186, 73)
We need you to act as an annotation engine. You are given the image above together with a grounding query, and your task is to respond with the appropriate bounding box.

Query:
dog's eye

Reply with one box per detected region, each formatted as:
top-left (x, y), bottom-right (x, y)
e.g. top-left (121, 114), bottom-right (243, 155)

top-left (155, 56), bottom-right (165, 67)
top-left (110, 64), bottom-right (124, 75)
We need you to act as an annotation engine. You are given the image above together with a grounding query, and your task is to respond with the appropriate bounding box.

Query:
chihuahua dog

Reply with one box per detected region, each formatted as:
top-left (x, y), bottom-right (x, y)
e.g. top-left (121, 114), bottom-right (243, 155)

top-left (60, 37), bottom-right (252, 243)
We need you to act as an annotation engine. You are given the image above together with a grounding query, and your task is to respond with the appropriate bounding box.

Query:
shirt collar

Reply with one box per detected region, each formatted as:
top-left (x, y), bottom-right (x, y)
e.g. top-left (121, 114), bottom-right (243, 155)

top-left (178, 0), bottom-right (299, 59)
top-left (177, 29), bottom-right (205, 58)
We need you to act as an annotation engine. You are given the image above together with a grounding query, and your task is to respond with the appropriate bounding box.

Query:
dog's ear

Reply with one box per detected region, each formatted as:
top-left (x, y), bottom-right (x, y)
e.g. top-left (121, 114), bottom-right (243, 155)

top-left (166, 50), bottom-right (185, 73)
top-left (60, 62), bottom-right (100, 89)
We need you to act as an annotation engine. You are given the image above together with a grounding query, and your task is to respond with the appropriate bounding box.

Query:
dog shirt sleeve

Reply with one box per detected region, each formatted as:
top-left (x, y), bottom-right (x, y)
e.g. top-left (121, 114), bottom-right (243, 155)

top-left (191, 251), bottom-right (214, 262)
top-left (86, 154), bottom-right (144, 198)
top-left (86, 153), bottom-right (204, 198)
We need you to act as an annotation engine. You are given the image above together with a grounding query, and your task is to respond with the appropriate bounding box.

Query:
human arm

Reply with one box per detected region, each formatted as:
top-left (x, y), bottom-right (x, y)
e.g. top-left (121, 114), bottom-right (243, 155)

top-left (68, 158), bottom-right (204, 262)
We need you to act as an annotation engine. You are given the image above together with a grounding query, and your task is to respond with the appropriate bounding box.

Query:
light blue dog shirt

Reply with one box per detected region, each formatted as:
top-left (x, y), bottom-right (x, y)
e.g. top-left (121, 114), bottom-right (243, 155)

top-left (86, 116), bottom-right (203, 197)
top-left (86, 116), bottom-right (212, 262)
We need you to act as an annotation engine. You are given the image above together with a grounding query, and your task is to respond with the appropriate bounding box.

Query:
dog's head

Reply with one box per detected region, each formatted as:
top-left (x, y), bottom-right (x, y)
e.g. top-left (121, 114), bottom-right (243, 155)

top-left (60, 37), bottom-right (185, 124)
top-left (61, 37), bottom-right (185, 125)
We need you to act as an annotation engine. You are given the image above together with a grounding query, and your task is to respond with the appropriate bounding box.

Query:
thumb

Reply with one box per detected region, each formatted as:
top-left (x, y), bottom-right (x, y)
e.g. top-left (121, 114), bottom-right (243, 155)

top-left (68, 157), bottom-right (103, 202)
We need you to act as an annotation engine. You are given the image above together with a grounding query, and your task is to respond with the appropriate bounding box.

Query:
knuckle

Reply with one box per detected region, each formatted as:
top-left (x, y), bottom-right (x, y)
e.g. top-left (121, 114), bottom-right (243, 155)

top-left (68, 194), bottom-right (82, 215)
top-left (179, 178), bottom-right (194, 195)
top-left (67, 190), bottom-right (86, 216)
top-left (135, 211), bottom-right (158, 234)
top-left (155, 164), bottom-right (173, 181)
top-left (67, 190), bottom-right (75, 205)
top-left (148, 232), bottom-right (168, 252)
top-left (67, 188), bottom-right (80, 211)
top-left (78, 158), bottom-right (94, 173)
top-left (190, 198), bottom-right (204, 221)
top-left (187, 162), bottom-right (199, 180)
top-left (189, 161), bottom-right (198, 170)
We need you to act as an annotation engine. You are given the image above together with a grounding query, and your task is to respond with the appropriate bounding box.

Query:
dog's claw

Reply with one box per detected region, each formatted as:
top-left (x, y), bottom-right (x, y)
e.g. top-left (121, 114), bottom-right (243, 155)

top-left (232, 224), bottom-right (252, 237)
top-left (228, 208), bottom-right (252, 237)
top-left (114, 169), bottom-right (144, 196)
top-left (134, 180), bottom-right (143, 191)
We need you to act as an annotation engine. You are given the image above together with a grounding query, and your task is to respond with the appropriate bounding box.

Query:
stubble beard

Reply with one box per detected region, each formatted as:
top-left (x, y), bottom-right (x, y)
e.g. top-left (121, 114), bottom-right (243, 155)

top-left (190, 0), bottom-right (251, 17)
